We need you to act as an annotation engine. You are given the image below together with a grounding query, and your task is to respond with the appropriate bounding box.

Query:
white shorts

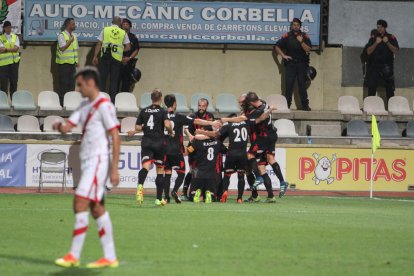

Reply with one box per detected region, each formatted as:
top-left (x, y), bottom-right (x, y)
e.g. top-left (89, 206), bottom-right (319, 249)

top-left (75, 155), bottom-right (110, 202)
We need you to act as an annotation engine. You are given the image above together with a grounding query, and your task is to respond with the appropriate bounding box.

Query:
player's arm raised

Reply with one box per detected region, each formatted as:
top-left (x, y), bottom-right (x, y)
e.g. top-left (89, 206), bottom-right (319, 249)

top-left (194, 119), bottom-right (222, 129)
top-left (108, 127), bottom-right (120, 186)
top-left (255, 106), bottom-right (276, 124)
top-left (195, 129), bottom-right (219, 139)
top-left (221, 115), bottom-right (248, 123)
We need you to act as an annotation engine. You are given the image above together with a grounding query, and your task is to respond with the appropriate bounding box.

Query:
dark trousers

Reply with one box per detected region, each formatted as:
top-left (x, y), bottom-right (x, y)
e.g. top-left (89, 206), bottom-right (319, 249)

top-left (57, 63), bottom-right (76, 106)
top-left (99, 56), bottom-right (121, 103)
top-left (0, 62), bottom-right (19, 96)
top-left (284, 62), bottom-right (309, 108)
top-left (118, 59), bottom-right (136, 92)
top-left (367, 63), bottom-right (395, 100)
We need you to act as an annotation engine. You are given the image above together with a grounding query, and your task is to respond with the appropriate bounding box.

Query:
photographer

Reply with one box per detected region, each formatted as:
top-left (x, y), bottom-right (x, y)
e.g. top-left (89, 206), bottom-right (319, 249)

top-left (274, 18), bottom-right (312, 111)
top-left (365, 19), bottom-right (399, 100)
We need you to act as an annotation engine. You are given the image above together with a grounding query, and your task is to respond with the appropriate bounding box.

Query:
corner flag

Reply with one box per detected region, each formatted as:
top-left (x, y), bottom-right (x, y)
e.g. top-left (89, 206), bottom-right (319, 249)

top-left (371, 115), bottom-right (381, 153)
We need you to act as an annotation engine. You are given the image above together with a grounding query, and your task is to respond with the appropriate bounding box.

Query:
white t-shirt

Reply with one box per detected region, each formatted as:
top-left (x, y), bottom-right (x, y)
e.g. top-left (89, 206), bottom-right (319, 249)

top-left (97, 25), bottom-right (130, 44)
top-left (68, 93), bottom-right (120, 160)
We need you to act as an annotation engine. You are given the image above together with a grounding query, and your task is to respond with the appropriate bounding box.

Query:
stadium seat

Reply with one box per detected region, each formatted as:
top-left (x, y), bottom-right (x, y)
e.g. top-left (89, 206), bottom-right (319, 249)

top-left (43, 116), bottom-right (64, 132)
top-left (346, 120), bottom-right (370, 137)
top-left (173, 93), bottom-right (190, 113)
top-left (17, 115), bottom-right (41, 132)
top-left (64, 91), bottom-right (82, 111)
top-left (38, 91), bottom-right (62, 111)
top-left (0, 90), bottom-right (10, 110)
top-left (0, 114), bottom-right (15, 132)
top-left (12, 90), bottom-right (36, 111)
top-left (406, 121), bottom-right (414, 138)
top-left (388, 96), bottom-right (413, 116)
top-left (273, 119), bottom-right (298, 137)
top-left (215, 93), bottom-right (239, 114)
top-left (191, 93), bottom-right (216, 113)
top-left (266, 94), bottom-right (290, 113)
top-left (115, 92), bottom-right (139, 112)
top-left (363, 96), bottom-right (388, 115)
top-left (120, 117), bottom-right (137, 133)
top-left (101, 92), bottom-right (111, 99)
top-left (378, 120), bottom-right (401, 138)
top-left (338, 96), bottom-right (363, 115)
top-left (140, 92), bottom-right (152, 109)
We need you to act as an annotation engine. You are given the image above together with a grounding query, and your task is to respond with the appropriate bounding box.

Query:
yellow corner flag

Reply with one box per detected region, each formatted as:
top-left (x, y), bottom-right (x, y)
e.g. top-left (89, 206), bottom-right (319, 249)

top-left (371, 115), bottom-right (381, 153)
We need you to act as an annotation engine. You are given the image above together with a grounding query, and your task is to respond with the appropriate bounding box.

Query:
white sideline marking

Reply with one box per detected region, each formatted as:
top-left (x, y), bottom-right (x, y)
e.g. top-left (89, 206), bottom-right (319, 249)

top-left (324, 196), bottom-right (414, 203)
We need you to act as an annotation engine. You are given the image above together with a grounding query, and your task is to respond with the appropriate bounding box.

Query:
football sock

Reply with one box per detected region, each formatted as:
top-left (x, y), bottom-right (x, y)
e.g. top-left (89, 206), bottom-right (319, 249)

top-left (155, 174), bottom-right (164, 200)
top-left (237, 173), bottom-right (245, 199)
top-left (173, 172), bottom-right (185, 193)
top-left (164, 174), bottom-right (172, 199)
top-left (183, 172), bottom-right (192, 195)
top-left (248, 158), bottom-right (261, 178)
top-left (262, 173), bottom-right (274, 198)
top-left (138, 168), bottom-right (148, 186)
top-left (96, 212), bottom-right (116, 261)
top-left (246, 173), bottom-right (258, 198)
top-left (70, 211), bottom-right (89, 259)
top-left (222, 174), bottom-right (231, 191)
top-left (270, 162), bottom-right (284, 182)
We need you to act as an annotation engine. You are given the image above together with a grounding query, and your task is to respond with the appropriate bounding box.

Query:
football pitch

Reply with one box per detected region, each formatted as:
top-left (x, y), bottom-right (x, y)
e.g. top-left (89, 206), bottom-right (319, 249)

top-left (1, 193), bottom-right (414, 275)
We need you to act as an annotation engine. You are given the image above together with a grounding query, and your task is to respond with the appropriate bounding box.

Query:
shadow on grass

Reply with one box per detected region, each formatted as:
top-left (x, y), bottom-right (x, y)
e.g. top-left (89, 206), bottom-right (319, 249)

top-left (0, 254), bottom-right (101, 275)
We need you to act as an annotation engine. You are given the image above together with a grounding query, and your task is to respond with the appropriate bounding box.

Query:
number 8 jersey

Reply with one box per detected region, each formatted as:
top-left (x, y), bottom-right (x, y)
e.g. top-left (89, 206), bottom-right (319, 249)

top-left (187, 139), bottom-right (223, 178)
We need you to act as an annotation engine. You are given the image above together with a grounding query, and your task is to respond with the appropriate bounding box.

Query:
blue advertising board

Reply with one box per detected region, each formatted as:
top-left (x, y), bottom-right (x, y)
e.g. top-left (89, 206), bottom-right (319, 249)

top-left (24, 0), bottom-right (320, 45)
top-left (0, 144), bottom-right (27, 187)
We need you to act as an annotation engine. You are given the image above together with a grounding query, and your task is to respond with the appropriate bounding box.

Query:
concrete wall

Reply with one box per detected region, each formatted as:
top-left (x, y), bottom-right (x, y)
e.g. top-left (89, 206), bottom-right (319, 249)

top-left (17, 45), bottom-right (414, 110)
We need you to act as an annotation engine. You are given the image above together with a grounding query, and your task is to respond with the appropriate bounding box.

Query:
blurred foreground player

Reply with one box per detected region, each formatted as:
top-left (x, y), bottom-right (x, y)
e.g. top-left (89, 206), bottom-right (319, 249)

top-left (54, 67), bottom-right (121, 268)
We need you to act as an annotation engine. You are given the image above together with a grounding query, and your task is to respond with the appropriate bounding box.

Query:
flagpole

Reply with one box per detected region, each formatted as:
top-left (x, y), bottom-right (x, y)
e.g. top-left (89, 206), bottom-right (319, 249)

top-left (370, 147), bottom-right (374, 199)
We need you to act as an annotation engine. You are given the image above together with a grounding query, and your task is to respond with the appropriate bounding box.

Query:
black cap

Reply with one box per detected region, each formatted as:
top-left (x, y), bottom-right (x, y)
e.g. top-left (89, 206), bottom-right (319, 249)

top-left (122, 18), bottom-right (132, 27)
top-left (377, 19), bottom-right (388, 28)
top-left (292, 18), bottom-right (302, 26)
top-left (3, 21), bottom-right (11, 28)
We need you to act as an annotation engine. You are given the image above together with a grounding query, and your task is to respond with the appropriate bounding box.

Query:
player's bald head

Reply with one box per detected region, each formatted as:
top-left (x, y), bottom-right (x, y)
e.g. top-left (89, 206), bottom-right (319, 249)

top-left (112, 16), bottom-right (122, 27)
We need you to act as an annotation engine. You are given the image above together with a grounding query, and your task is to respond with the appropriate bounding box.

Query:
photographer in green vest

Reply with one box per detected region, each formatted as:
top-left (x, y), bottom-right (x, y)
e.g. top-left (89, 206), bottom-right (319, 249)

top-left (0, 21), bottom-right (20, 97)
top-left (56, 18), bottom-right (78, 106)
top-left (92, 16), bottom-right (131, 103)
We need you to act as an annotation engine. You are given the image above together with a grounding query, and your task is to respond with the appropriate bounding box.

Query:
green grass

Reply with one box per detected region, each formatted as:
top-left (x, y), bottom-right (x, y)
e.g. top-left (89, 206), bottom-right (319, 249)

top-left (1, 194), bottom-right (414, 275)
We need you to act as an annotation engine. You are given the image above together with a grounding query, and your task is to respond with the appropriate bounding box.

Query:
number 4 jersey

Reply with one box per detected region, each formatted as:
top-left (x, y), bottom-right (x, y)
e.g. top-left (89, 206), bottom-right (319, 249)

top-left (187, 139), bottom-right (223, 178)
top-left (136, 104), bottom-right (168, 140)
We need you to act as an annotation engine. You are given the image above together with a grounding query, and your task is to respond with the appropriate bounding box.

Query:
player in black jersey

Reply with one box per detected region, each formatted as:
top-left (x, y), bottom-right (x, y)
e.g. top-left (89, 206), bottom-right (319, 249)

top-left (185, 136), bottom-right (224, 203)
top-left (162, 94), bottom-right (221, 204)
top-left (182, 98), bottom-right (216, 200)
top-left (128, 89), bottom-right (174, 206)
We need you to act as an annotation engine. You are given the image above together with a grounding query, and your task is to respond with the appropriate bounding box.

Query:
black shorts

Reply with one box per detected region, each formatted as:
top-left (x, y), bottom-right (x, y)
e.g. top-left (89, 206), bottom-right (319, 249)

top-left (255, 134), bottom-right (278, 155)
top-left (164, 154), bottom-right (186, 173)
top-left (141, 138), bottom-right (166, 167)
top-left (224, 153), bottom-right (248, 175)
top-left (255, 151), bottom-right (268, 166)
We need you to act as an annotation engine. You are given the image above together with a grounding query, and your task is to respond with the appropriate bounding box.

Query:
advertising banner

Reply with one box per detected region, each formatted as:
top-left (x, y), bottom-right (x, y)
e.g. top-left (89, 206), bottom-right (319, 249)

top-left (24, 0), bottom-right (320, 45)
top-left (0, 144), bottom-right (26, 187)
top-left (25, 144), bottom-right (286, 190)
top-left (286, 148), bottom-right (413, 192)
top-left (0, 0), bottom-right (21, 34)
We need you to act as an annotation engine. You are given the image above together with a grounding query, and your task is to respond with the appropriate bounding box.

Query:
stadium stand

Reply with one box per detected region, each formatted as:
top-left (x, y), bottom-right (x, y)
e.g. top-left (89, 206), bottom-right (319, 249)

top-left (115, 92), bottom-right (139, 112)
top-left (346, 120), bottom-right (370, 137)
top-left (378, 120), bottom-right (401, 138)
top-left (17, 115), bottom-right (41, 132)
top-left (363, 96), bottom-right (388, 115)
top-left (266, 94), bottom-right (290, 114)
top-left (63, 92), bottom-right (82, 111)
top-left (407, 121), bottom-right (414, 138)
top-left (173, 92), bottom-right (191, 113)
top-left (338, 96), bottom-right (363, 115)
top-left (38, 91), bottom-right (62, 111)
top-left (0, 91), bottom-right (10, 110)
top-left (388, 96), bottom-right (413, 116)
top-left (120, 117), bottom-right (137, 133)
top-left (140, 92), bottom-right (151, 109)
top-left (273, 119), bottom-right (298, 137)
top-left (191, 93), bottom-right (216, 113)
top-left (12, 90), bottom-right (36, 111)
top-left (215, 93), bottom-right (239, 114)
top-left (0, 114), bottom-right (14, 132)
top-left (43, 116), bottom-right (64, 132)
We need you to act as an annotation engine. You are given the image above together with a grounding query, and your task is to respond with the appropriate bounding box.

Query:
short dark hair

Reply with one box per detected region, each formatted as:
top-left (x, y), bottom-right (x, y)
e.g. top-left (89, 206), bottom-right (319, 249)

top-left (122, 18), bottom-right (132, 27)
top-left (3, 21), bottom-right (11, 28)
top-left (198, 98), bottom-right (209, 105)
top-left (64, 18), bottom-right (74, 28)
top-left (377, 19), bottom-right (388, 28)
top-left (164, 94), bottom-right (176, 108)
top-left (151, 88), bottom-right (162, 102)
top-left (292, 18), bottom-right (302, 26)
top-left (246, 91), bottom-right (259, 103)
top-left (74, 66), bottom-right (100, 86)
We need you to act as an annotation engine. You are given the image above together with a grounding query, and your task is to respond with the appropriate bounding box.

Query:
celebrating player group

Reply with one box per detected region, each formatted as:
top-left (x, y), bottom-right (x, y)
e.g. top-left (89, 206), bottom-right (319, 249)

top-left (129, 89), bottom-right (289, 205)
